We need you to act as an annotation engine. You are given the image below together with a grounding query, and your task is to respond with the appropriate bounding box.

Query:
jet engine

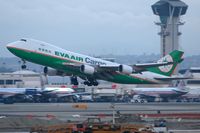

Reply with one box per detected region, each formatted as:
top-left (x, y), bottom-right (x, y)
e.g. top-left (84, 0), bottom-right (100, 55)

top-left (119, 65), bottom-right (133, 74)
top-left (80, 65), bottom-right (95, 75)
top-left (43, 67), bottom-right (64, 76)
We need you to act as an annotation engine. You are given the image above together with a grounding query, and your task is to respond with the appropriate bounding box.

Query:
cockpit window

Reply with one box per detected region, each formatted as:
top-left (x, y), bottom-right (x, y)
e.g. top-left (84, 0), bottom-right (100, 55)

top-left (20, 39), bottom-right (27, 42)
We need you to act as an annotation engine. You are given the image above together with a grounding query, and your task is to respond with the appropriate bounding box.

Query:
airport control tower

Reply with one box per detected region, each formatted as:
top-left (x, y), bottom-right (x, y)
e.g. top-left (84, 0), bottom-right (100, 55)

top-left (152, 0), bottom-right (188, 57)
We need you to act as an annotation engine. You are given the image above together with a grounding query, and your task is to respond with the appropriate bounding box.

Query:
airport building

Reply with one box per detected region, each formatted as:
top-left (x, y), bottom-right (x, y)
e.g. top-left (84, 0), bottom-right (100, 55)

top-left (179, 67), bottom-right (200, 89)
top-left (0, 70), bottom-right (42, 88)
top-left (152, 0), bottom-right (188, 57)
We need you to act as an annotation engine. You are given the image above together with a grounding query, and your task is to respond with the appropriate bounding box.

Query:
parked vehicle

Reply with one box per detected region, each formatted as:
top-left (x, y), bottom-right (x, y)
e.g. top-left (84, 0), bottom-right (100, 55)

top-left (130, 95), bottom-right (148, 103)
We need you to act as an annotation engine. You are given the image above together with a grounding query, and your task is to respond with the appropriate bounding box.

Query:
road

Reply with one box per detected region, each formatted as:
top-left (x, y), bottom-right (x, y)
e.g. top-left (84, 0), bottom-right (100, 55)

top-left (0, 102), bottom-right (200, 121)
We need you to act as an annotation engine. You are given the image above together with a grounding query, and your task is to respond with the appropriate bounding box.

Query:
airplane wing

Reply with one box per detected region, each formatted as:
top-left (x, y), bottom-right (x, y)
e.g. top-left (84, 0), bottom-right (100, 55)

top-left (62, 62), bottom-right (118, 72)
top-left (93, 61), bottom-right (173, 71)
top-left (98, 61), bottom-right (175, 73)
top-left (129, 61), bottom-right (176, 73)
top-left (41, 89), bottom-right (58, 94)
top-left (1, 94), bottom-right (15, 98)
top-left (134, 61), bottom-right (174, 69)
top-left (63, 62), bottom-right (119, 76)
top-left (1, 93), bottom-right (25, 98)
top-left (61, 59), bottom-right (178, 74)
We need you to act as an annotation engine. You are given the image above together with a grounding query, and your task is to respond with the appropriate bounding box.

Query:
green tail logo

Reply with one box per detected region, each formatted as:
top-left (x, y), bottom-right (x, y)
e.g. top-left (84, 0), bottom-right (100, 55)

top-left (147, 50), bottom-right (184, 76)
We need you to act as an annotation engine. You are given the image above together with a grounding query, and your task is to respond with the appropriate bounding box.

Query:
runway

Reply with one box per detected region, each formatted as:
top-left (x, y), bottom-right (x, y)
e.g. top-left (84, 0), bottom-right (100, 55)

top-left (1, 102), bottom-right (200, 121)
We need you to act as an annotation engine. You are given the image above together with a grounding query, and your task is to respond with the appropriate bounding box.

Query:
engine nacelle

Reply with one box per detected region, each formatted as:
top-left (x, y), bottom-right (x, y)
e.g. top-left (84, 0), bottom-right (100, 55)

top-left (44, 67), bottom-right (64, 76)
top-left (119, 65), bottom-right (133, 74)
top-left (80, 65), bottom-right (95, 75)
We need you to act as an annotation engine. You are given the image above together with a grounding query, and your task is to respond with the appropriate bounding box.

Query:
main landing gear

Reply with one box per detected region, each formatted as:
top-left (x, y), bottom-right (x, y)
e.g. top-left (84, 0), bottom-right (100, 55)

top-left (83, 78), bottom-right (98, 86)
top-left (70, 76), bottom-right (99, 86)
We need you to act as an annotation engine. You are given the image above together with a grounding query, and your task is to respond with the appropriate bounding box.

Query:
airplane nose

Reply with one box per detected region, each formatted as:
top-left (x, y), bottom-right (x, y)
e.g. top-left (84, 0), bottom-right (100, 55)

top-left (6, 39), bottom-right (27, 57)
top-left (6, 43), bottom-right (14, 50)
top-left (7, 39), bottom-right (27, 50)
top-left (6, 43), bottom-right (14, 48)
top-left (6, 40), bottom-right (21, 50)
top-left (6, 41), bottom-right (20, 53)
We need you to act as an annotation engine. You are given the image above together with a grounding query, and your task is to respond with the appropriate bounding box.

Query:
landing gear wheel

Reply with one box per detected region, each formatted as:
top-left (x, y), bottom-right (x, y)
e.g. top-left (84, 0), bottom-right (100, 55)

top-left (84, 81), bottom-right (92, 86)
top-left (83, 81), bottom-right (88, 85)
top-left (93, 81), bottom-right (99, 86)
top-left (44, 66), bottom-right (48, 74)
top-left (21, 64), bottom-right (27, 70)
top-left (84, 78), bottom-right (98, 86)
top-left (21, 60), bottom-right (27, 70)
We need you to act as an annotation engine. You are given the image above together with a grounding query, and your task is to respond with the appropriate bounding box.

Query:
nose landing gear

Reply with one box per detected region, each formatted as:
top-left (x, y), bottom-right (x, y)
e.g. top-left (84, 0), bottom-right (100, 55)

top-left (20, 60), bottom-right (27, 70)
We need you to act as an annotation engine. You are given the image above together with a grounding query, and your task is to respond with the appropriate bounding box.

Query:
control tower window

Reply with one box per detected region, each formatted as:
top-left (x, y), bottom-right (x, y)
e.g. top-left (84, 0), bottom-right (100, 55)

top-left (20, 39), bottom-right (27, 42)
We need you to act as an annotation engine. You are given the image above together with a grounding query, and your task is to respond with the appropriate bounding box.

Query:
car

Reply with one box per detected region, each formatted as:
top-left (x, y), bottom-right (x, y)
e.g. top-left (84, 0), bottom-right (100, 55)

top-left (130, 95), bottom-right (148, 103)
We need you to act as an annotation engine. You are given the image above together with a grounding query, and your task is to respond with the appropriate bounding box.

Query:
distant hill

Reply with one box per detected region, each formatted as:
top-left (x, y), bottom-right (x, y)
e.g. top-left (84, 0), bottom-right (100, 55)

top-left (0, 54), bottom-right (200, 72)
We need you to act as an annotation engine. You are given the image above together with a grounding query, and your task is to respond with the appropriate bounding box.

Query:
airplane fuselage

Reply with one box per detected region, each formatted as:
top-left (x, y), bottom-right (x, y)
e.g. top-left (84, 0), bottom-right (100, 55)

top-left (6, 39), bottom-right (175, 84)
top-left (44, 87), bottom-right (75, 97)
top-left (133, 87), bottom-right (188, 98)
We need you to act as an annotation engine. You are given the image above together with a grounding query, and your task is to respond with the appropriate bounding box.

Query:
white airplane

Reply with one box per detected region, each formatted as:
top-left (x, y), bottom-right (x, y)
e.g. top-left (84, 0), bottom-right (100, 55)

top-left (7, 38), bottom-right (185, 86)
top-left (39, 87), bottom-right (81, 102)
top-left (0, 87), bottom-right (77, 103)
top-left (0, 88), bottom-right (37, 98)
top-left (131, 81), bottom-right (189, 100)
top-left (42, 87), bottom-right (75, 97)
top-left (0, 88), bottom-right (38, 103)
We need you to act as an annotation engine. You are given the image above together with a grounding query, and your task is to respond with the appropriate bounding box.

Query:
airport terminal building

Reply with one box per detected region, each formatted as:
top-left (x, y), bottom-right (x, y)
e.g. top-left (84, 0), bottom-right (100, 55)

top-left (0, 70), bottom-right (42, 88)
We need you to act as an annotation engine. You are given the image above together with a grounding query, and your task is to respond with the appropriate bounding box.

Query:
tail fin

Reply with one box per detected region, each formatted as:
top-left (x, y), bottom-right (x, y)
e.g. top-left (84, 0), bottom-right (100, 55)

top-left (169, 80), bottom-right (187, 88)
top-left (147, 50), bottom-right (184, 76)
top-left (170, 80), bottom-right (189, 93)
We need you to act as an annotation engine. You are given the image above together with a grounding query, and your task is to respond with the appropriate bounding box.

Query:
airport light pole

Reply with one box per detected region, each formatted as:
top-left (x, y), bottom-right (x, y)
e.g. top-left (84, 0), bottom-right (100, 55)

top-left (110, 103), bottom-right (116, 125)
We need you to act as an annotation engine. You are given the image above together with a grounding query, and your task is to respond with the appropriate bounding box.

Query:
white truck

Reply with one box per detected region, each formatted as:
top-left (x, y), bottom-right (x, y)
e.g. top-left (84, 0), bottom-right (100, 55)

top-left (130, 95), bottom-right (148, 103)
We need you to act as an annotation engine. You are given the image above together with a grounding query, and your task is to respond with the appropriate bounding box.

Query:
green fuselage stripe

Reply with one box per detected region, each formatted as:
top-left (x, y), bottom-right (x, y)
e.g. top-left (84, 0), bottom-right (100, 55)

top-left (8, 47), bottom-right (154, 84)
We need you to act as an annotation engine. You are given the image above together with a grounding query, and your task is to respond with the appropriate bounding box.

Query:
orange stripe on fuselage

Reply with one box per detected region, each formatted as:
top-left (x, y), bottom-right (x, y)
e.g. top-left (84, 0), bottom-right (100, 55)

top-left (7, 46), bottom-right (83, 65)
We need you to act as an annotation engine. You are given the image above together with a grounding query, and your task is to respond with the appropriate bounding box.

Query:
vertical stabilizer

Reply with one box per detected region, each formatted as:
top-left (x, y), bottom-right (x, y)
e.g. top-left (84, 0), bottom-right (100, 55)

top-left (147, 50), bottom-right (184, 76)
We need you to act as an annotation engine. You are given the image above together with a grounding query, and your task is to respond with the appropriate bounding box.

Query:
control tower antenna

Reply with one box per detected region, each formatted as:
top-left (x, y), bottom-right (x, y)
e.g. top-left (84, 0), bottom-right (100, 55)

top-left (152, 0), bottom-right (188, 57)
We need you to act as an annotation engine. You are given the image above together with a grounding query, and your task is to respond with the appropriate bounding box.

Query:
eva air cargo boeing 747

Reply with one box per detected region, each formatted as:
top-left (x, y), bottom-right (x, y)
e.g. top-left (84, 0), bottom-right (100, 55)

top-left (7, 38), bottom-right (185, 86)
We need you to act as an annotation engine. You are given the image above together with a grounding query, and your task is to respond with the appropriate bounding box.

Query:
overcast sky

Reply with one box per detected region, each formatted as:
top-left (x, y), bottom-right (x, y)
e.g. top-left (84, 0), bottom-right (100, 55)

top-left (0, 0), bottom-right (199, 57)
